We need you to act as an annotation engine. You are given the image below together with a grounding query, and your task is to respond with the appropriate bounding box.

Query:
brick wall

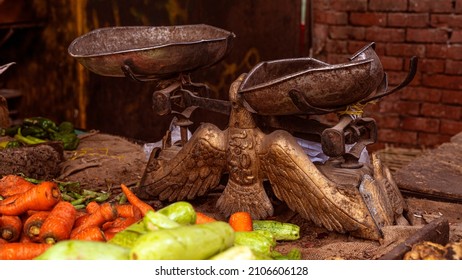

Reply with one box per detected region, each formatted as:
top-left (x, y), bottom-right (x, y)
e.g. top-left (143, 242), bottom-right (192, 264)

top-left (311, 0), bottom-right (462, 150)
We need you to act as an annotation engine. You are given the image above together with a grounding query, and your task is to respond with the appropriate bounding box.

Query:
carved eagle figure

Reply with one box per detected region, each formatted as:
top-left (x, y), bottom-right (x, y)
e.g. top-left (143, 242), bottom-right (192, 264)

top-left (140, 74), bottom-right (401, 240)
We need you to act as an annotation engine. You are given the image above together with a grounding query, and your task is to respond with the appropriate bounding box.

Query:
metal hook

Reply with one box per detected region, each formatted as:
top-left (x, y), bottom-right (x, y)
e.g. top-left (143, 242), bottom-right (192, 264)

top-left (360, 56), bottom-right (418, 104)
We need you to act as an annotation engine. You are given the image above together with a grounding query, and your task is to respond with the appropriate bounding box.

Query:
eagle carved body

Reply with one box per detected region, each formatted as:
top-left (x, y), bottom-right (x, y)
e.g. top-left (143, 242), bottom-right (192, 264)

top-left (140, 74), bottom-right (406, 240)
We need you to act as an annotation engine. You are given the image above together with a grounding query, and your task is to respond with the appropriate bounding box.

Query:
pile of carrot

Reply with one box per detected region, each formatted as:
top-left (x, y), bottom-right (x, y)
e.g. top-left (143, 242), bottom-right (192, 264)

top-left (0, 174), bottom-right (260, 260)
top-left (0, 176), bottom-right (154, 260)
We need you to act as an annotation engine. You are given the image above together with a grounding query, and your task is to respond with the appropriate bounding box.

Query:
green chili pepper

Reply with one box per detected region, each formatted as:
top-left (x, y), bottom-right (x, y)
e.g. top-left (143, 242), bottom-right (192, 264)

top-left (50, 131), bottom-right (80, 150)
top-left (58, 121), bottom-right (75, 134)
top-left (1, 125), bottom-right (20, 137)
top-left (94, 192), bottom-right (110, 202)
top-left (5, 140), bottom-right (22, 148)
top-left (14, 132), bottom-right (46, 145)
top-left (20, 125), bottom-right (48, 139)
top-left (70, 196), bottom-right (89, 206)
top-left (23, 117), bottom-right (59, 133)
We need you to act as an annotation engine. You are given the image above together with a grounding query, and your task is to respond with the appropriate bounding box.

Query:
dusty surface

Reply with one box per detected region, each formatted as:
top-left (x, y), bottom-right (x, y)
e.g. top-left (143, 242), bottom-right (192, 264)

top-left (6, 131), bottom-right (460, 260)
top-left (58, 132), bottom-right (148, 200)
top-left (0, 138), bottom-right (63, 180)
top-left (395, 139), bottom-right (462, 202)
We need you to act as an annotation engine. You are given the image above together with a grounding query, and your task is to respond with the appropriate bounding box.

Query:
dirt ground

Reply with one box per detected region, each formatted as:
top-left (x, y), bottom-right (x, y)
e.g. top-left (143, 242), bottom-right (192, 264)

top-left (54, 132), bottom-right (462, 260)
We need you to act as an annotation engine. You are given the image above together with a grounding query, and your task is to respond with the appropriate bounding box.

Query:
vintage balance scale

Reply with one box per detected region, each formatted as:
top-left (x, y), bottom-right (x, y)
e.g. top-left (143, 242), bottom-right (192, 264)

top-left (69, 24), bottom-right (418, 240)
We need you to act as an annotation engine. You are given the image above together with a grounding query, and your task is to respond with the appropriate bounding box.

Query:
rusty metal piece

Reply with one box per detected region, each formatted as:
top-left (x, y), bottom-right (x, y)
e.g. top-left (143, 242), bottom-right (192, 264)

top-left (379, 217), bottom-right (449, 260)
top-left (321, 115), bottom-right (353, 157)
top-left (140, 75), bottom-right (408, 240)
top-left (68, 24), bottom-right (235, 80)
top-left (152, 81), bottom-right (182, 115)
top-left (172, 106), bottom-right (198, 146)
top-left (238, 43), bottom-right (384, 115)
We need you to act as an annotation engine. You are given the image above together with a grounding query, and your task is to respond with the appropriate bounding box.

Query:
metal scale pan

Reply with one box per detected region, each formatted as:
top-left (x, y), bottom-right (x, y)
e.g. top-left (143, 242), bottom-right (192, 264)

top-left (68, 24), bottom-right (235, 80)
top-left (238, 43), bottom-right (386, 115)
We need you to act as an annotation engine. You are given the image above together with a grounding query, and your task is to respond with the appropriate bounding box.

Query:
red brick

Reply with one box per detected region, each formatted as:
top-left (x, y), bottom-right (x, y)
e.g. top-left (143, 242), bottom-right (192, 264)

top-left (457, 0), bottom-right (462, 13)
top-left (388, 13), bottom-right (430, 28)
top-left (367, 142), bottom-right (387, 152)
top-left (313, 24), bottom-right (329, 42)
top-left (426, 44), bottom-right (448, 58)
top-left (386, 70), bottom-right (422, 87)
top-left (369, 0), bottom-right (407, 11)
top-left (406, 28), bottom-right (449, 43)
top-left (409, 0), bottom-right (455, 13)
top-left (315, 11), bottom-right (349, 25)
top-left (348, 41), bottom-right (386, 56)
top-left (450, 30), bottom-right (462, 43)
top-left (365, 27), bottom-right (405, 43)
top-left (329, 26), bottom-right (366, 40)
top-left (312, 0), bottom-right (331, 11)
top-left (369, 114), bottom-right (401, 128)
top-left (401, 117), bottom-right (440, 132)
top-left (417, 132), bottom-right (452, 147)
top-left (440, 119), bottom-right (462, 134)
top-left (325, 40), bottom-right (348, 53)
top-left (441, 89), bottom-right (462, 105)
top-left (380, 56), bottom-right (404, 71)
top-left (420, 103), bottom-right (462, 119)
top-left (417, 58), bottom-right (445, 74)
top-left (379, 100), bottom-right (420, 115)
top-left (386, 43), bottom-right (426, 57)
top-left (431, 14), bottom-right (462, 28)
top-left (349, 12), bottom-right (387, 26)
top-left (446, 45), bottom-right (462, 60)
top-left (423, 74), bottom-right (462, 90)
top-left (445, 60), bottom-right (462, 75)
top-left (330, 0), bottom-right (367, 12)
top-left (399, 87), bottom-right (442, 103)
top-left (378, 128), bottom-right (418, 144)
top-left (326, 53), bottom-right (350, 64)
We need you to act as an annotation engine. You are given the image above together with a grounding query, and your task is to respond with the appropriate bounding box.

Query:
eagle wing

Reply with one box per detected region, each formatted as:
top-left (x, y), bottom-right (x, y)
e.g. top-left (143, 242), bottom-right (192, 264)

top-left (258, 130), bottom-right (381, 240)
top-left (141, 123), bottom-right (227, 201)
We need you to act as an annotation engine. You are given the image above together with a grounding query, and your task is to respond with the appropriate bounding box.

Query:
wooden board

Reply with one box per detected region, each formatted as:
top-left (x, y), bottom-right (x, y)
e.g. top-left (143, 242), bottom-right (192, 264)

top-left (379, 217), bottom-right (449, 260)
top-left (394, 132), bottom-right (462, 203)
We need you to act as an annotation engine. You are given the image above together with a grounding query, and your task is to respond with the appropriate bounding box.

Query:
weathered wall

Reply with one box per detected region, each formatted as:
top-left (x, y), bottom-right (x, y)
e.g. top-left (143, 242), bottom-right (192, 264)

top-left (312, 0), bottom-right (462, 150)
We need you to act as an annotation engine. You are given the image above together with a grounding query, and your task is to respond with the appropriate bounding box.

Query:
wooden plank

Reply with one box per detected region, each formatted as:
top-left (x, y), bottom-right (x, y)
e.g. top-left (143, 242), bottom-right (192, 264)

top-left (394, 134), bottom-right (462, 202)
top-left (378, 217), bottom-right (449, 260)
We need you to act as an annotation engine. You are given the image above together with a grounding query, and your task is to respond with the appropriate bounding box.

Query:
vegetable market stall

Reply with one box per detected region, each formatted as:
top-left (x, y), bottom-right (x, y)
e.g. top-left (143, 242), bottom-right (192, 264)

top-left (1, 125), bottom-right (462, 259)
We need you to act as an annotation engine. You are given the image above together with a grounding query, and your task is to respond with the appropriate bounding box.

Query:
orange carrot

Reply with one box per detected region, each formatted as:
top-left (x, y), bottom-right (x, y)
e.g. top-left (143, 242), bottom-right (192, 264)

top-left (19, 233), bottom-right (33, 243)
top-left (228, 211), bottom-right (253, 232)
top-left (0, 175), bottom-right (36, 198)
top-left (0, 243), bottom-right (52, 260)
top-left (23, 211), bottom-right (50, 242)
top-left (103, 231), bottom-right (117, 241)
top-left (0, 181), bottom-right (61, 216)
top-left (120, 184), bottom-right (154, 216)
top-left (102, 216), bottom-right (138, 231)
top-left (0, 215), bottom-right (22, 242)
top-left (70, 202), bottom-right (117, 236)
top-left (39, 201), bottom-right (76, 244)
top-left (70, 226), bottom-right (106, 242)
top-left (73, 213), bottom-right (90, 229)
top-left (75, 210), bottom-right (87, 219)
top-left (103, 217), bottom-right (139, 241)
top-left (195, 212), bottom-right (217, 224)
top-left (115, 204), bottom-right (142, 220)
top-left (85, 201), bottom-right (100, 214)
